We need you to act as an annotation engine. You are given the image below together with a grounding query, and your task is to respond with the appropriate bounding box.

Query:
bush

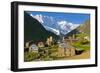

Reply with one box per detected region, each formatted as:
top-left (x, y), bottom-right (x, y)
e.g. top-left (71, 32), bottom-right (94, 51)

top-left (81, 40), bottom-right (89, 45)
top-left (24, 44), bottom-right (59, 61)
top-left (24, 52), bottom-right (39, 62)
top-left (49, 52), bottom-right (58, 60)
top-left (43, 56), bottom-right (53, 61)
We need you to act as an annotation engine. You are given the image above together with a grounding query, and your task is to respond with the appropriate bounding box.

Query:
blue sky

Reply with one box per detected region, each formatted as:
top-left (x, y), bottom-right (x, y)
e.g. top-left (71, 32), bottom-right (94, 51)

top-left (26, 11), bottom-right (90, 24)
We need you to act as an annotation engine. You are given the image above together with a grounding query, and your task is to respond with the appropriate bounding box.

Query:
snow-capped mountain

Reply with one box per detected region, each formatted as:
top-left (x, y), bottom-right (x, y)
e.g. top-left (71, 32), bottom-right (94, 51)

top-left (30, 13), bottom-right (80, 35)
top-left (30, 14), bottom-right (55, 27)
top-left (57, 21), bottom-right (80, 35)
top-left (43, 25), bottom-right (60, 35)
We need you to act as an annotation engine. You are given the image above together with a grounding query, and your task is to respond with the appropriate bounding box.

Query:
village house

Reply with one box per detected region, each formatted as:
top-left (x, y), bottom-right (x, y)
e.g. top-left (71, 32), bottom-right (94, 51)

top-left (46, 36), bottom-right (53, 46)
top-left (49, 36), bottom-right (53, 43)
top-left (46, 38), bottom-right (50, 45)
top-left (29, 44), bottom-right (38, 52)
top-left (84, 36), bottom-right (90, 41)
top-left (25, 41), bottom-right (34, 48)
top-left (25, 42), bottom-right (29, 48)
top-left (58, 41), bottom-right (76, 57)
top-left (58, 42), bottom-right (67, 57)
top-left (24, 41), bottom-right (34, 52)
top-left (38, 42), bottom-right (44, 48)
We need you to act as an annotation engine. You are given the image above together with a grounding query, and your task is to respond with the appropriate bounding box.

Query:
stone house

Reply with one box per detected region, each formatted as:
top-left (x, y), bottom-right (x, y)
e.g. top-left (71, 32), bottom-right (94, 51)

top-left (38, 42), bottom-right (44, 48)
top-left (58, 41), bottom-right (75, 57)
top-left (46, 36), bottom-right (53, 46)
top-left (29, 44), bottom-right (38, 52)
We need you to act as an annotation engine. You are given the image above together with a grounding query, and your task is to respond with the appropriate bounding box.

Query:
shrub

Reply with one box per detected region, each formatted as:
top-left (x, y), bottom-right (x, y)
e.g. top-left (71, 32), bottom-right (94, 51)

top-left (24, 52), bottom-right (39, 62)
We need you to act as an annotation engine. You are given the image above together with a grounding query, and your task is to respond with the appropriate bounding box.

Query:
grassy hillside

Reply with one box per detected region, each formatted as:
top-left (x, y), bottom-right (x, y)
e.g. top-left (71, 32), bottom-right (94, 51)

top-left (65, 20), bottom-right (90, 38)
top-left (65, 19), bottom-right (90, 51)
top-left (77, 20), bottom-right (90, 36)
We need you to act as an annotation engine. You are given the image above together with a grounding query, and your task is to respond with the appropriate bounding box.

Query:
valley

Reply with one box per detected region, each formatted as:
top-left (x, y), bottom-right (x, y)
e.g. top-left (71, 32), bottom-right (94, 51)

top-left (24, 12), bottom-right (90, 62)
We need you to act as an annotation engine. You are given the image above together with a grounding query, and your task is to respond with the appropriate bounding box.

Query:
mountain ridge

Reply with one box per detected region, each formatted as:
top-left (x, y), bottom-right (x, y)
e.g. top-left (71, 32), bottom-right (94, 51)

top-left (65, 20), bottom-right (90, 38)
top-left (24, 12), bottom-right (59, 43)
top-left (30, 13), bottom-right (80, 35)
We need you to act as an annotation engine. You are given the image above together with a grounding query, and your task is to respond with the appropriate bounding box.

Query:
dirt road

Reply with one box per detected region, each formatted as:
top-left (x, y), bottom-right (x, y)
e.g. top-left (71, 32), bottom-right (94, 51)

top-left (63, 50), bottom-right (90, 60)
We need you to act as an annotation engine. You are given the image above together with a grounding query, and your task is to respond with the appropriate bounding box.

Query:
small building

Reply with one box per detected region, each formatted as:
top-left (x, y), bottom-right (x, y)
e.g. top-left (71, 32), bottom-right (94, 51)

top-left (29, 44), bottom-right (38, 52)
top-left (46, 38), bottom-right (50, 45)
top-left (59, 42), bottom-right (67, 49)
top-left (58, 42), bottom-right (68, 57)
top-left (25, 42), bottom-right (29, 48)
top-left (46, 36), bottom-right (53, 46)
top-left (38, 42), bottom-right (44, 48)
top-left (49, 36), bottom-right (53, 43)
top-left (58, 42), bottom-right (76, 57)
top-left (84, 36), bottom-right (90, 41)
top-left (25, 41), bottom-right (34, 48)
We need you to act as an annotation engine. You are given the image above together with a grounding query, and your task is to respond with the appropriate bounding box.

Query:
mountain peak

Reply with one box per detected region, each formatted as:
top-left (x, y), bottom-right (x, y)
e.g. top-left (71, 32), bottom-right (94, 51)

top-left (30, 13), bottom-right (80, 36)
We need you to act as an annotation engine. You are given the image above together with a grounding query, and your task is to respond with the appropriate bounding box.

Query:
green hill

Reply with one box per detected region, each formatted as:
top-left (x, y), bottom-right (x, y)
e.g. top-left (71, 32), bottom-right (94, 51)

top-left (77, 20), bottom-right (90, 36)
top-left (65, 20), bottom-right (90, 38)
top-left (65, 20), bottom-right (90, 51)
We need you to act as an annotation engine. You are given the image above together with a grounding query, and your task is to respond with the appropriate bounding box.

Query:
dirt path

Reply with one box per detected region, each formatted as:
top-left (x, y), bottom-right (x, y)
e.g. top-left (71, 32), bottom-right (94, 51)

top-left (63, 50), bottom-right (90, 60)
